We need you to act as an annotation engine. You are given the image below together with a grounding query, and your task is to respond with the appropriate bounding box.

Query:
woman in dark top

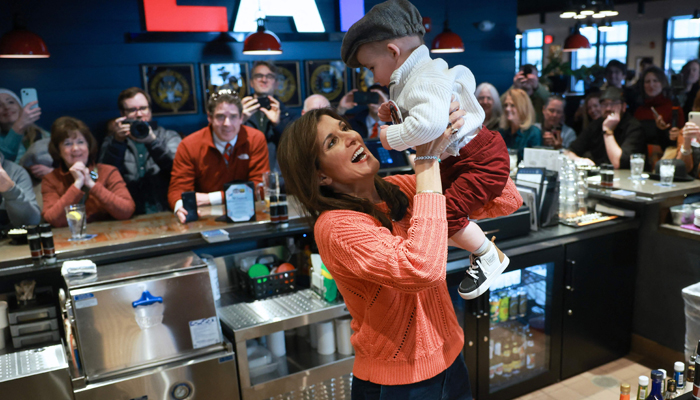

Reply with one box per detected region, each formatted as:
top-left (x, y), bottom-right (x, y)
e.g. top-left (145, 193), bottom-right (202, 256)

top-left (681, 60), bottom-right (700, 120)
top-left (633, 67), bottom-right (683, 152)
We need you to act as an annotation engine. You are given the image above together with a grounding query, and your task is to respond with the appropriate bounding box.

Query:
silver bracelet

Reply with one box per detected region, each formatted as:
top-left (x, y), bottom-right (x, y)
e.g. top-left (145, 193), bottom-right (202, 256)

top-left (416, 190), bottom-right (442, 195)
top-left (414, 155), bottom-right (440, 162)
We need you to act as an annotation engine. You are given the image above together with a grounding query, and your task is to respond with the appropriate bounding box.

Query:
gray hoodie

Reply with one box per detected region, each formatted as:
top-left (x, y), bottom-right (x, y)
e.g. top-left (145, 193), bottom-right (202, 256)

top-left (0, 152), bottom-right (41, 229)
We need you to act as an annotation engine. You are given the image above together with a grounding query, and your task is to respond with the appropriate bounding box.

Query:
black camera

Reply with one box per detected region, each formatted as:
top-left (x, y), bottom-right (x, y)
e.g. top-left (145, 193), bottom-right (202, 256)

top-left (522, 65), bottom-right (533, 76)
top-left (257, 96), bottom-right (271, 110)
top-left (353, 91), bottom-right (380, 105)
top-left (123, 119), bottom-right (151, 140)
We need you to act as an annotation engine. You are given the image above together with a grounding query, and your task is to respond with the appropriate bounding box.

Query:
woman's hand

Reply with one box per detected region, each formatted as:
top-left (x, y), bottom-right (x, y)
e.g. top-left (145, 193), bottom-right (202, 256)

top-left (415, 97), bottom-right (465, 159)
top-left (655, 114), bottom-right (671, 131)
top-left (682, 122), bottom-right (700, 147)
top-left (69, 162), bottom-right (86, 189)
top-left (81, 167), bottom-right (95, 189)
top-left (11, 102), bottom-right (41, 134)
top-left (669, 127), bottom-right (681, 141)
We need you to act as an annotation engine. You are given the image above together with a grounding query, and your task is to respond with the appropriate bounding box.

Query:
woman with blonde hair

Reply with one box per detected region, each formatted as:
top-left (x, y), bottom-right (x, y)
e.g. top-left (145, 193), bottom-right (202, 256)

top-left (475, 82), bottom-right (502, 130)
top-left (498, 88), bottom-right (541, 161)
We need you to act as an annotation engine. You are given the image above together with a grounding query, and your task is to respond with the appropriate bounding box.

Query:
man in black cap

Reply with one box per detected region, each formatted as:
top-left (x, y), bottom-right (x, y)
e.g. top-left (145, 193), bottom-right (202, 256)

top-left (566, 87), bottom-right (645, 169)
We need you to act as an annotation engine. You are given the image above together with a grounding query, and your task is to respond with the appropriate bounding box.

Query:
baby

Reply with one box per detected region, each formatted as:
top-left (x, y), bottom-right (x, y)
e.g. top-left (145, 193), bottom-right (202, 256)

top-left (341, 0), bottom-right (522, 299)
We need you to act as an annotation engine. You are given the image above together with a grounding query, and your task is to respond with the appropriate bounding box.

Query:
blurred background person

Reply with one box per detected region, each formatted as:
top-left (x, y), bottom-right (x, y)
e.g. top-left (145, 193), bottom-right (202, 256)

top-left (337, 84), bottom-right (391, 139)
top-left (42, 117), bottom-right (135, 227)
top-left (634, 66), bottom-right (684, 159)
top-left (301, 94), bottom-right (331, 115)
top-left (0, 152), bottom-right (41, 230)
top-left (573, 92), bottom-right (603, 135)
top-left (499, 88), bottom-right (541, 161)
top-left (475, 82), bottom-right (502, 131)
top-left (681, 59), bottom-right (699, 119)
top-left (0, 88), bottom-right (49, 163)
top-left (536, 95), bottom-right (576, 150)
top-left (510, 64), bottom-right (550, 123)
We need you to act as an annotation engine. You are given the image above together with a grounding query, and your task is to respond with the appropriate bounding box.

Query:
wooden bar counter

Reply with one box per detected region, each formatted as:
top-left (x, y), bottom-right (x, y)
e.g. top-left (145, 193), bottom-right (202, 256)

top-left (0, 203), bottom-right (311, 276)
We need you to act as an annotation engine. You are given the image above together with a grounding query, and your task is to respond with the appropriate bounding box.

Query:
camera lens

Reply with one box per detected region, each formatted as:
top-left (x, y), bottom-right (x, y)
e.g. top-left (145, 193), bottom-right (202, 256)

top-left (129, 120), bottom-right (150, 139)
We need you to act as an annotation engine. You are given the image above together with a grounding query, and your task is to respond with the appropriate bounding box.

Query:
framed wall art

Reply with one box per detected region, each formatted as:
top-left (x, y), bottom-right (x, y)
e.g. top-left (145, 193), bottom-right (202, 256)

top-left (304, 60), bottom-right (348, 104)
top-left (200, 62), bottom-right (249, 106)
top-left (351, 67), bottom-right (375, 92)
top-left (273, 61), bottom-right (302, 108)
top-left (141, 64), bottom-right (198, 116)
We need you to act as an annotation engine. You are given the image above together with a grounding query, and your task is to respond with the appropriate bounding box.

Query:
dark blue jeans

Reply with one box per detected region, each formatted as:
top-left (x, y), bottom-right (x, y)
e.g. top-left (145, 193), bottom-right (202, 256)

top-left (351, 353), bottom-right (473, 400)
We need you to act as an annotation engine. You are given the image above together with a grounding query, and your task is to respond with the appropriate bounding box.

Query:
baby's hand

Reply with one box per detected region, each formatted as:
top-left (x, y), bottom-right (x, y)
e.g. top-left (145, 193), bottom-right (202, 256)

top-left (378, 102), bottom-right (392, 122)
top-left (379, 126), bottom-right (391, 150)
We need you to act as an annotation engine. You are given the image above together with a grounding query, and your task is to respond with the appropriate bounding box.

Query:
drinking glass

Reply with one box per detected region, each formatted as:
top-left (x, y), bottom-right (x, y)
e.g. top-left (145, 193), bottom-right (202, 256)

top-left (65, 204), bottom-right (87, 240)
top-left (659, 159), bottom-right (675, 187)
top-left (508, 149), bottom-right (518, 177)
top-left (630, 153), bottom-right (645, 180)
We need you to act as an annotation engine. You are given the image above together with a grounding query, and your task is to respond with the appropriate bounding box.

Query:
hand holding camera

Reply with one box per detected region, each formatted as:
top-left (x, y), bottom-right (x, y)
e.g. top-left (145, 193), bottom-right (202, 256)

top-left (112, 117), bottom-right (154, 143)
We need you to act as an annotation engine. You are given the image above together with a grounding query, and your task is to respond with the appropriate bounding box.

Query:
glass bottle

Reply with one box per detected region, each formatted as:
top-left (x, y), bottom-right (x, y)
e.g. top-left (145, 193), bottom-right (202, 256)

top-left (620, 383), bottom-right (631, 400)
top-left (647, 370), bottom-right (665, 400)
top-left (638, 375), bottom-right (650, 400)
top-left (664, 379), bottom-right (678, 399)
top-left (526, 327), bottom-right (536, 369)
top-left (502, 341), bottom-right (512, 378)
top-left (674, 361), bottom-right (685, 391)
top-left (687, 356), bottom-right (695, 394)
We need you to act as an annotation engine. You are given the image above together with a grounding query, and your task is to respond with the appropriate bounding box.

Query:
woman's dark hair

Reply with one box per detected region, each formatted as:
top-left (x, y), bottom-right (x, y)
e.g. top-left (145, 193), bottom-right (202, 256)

top-left (48, 116), bottom-right (98, 169)
top-left (277, 108), bottom-right (408, 231)
top-left (681, 59), bottom-right (700, 86)
top-left (639, 66), bottom-right (670, 99)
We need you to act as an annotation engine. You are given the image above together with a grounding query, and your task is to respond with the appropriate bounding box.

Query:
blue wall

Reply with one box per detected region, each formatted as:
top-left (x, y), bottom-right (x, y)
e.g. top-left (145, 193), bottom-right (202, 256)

top-left (0, 0), bottom-right (516, 142)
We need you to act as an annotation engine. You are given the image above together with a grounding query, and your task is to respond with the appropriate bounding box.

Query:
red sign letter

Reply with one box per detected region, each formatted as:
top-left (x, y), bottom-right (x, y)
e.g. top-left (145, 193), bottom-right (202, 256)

top-left (144, 0), bottom-right (229, 32)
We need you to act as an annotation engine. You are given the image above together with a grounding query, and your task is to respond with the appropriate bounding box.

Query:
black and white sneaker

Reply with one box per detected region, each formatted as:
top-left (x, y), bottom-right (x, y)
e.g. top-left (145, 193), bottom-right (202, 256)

top-left (458, 238), bottom-right (510, 300)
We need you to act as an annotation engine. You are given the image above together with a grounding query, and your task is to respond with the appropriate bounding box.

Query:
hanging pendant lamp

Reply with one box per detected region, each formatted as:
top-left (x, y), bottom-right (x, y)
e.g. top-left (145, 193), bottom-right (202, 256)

top-left (563, 24), bottom-right (591, 52)
top-left (431, 20), bottom-right (464, 54)
top-left (242, 18), bottom-right (282, 55)
top-left (0, 15), bottom-right (49, 58)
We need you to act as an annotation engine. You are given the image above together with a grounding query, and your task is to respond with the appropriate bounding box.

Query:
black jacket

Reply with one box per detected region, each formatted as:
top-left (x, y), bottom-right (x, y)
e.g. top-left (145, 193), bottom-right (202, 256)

top-left (347, 109), bottom-right (392, 139)
top-left (99, 125), bottom-right (181, 215)
top-left (243, 96), bottom-right (295, 172)
top-left (568, 112), bottom-right (645, 169)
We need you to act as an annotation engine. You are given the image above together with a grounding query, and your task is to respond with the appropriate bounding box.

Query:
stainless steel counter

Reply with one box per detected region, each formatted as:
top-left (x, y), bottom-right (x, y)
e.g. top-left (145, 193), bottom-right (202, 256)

top-left (589, 169), bottom-right (700, 202)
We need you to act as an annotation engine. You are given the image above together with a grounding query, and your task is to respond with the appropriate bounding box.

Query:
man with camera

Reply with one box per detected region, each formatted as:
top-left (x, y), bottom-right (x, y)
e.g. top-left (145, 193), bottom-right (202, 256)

top-left (100, 87), bottom-right (181, 215)
top-left (535, 96), bottom-right (576, 150)
top-left (240, 61), bottom-right (294, 172)
top-left (337, 84), bottom-right (390, 139)
top-left (511, 64), bottom-right (550, 124)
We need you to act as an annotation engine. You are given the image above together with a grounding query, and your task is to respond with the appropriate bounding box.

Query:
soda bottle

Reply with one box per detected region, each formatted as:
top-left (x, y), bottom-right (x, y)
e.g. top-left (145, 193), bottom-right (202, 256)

top-left (620, 383), bottom-right (630, 400)
top-left (647, 370), bottom-right (665, 400)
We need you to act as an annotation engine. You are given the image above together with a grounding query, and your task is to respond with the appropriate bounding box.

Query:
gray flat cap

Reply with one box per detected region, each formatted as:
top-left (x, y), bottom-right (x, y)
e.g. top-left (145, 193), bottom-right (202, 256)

top-left (341, 0), bottom-right (425, 68)
top-left (600, 87), bottom-right (626, 103)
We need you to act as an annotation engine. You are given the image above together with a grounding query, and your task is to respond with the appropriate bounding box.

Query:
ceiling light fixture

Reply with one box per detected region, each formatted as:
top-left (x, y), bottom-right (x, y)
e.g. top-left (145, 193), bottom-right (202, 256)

top-left (598, 19), bottom-right (613, 32)
top-left (0, 15), bottom-right (49, 59)
top-left (242, 17), bottom-right (282, 55)
top-left (431, 4), bottom-right (464, 54)
top-left (515, 29), bottom-right (523, 39)
top-left (563, 23), bottom-right (591, 52)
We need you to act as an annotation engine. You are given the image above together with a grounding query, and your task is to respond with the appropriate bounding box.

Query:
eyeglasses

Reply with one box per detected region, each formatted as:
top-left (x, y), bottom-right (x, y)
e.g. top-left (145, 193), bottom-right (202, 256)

top-left (252, 73), bottom-right (276, 81)
top-left (209, 89), bottom-right (239, 102)
top-left (124, 106), bottom-right (149, 114)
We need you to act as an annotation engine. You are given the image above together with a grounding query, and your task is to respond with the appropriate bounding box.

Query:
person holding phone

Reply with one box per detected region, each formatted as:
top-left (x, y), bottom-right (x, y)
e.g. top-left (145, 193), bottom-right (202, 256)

top-left (535, 95), bottom-right (577, 150)
top-left (168, 90), bottom-right (269, 224)
top-left (41, 117), bottom-right (135, 227)
top-left (240, 61), bottom-right (294, 172)
top-left (510, 64), bottom-right (550, 123)
top-left (336, 84), bottom-right (391, 139)
top-left (0, 88), bottom-right (49, 164)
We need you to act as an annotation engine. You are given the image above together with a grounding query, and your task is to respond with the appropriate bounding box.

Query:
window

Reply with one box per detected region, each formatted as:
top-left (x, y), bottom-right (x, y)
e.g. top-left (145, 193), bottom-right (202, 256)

top-left (571, 22), bottom-right (629, 92)
top-left (665, 16), bottom-right (700, 74)
top-left (516, 29), bottom-right (544, 74)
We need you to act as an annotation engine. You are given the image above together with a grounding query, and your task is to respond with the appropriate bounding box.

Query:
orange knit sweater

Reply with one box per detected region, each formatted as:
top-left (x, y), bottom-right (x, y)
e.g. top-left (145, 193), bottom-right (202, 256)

top-left (314, 174), bottom-right (464, 386)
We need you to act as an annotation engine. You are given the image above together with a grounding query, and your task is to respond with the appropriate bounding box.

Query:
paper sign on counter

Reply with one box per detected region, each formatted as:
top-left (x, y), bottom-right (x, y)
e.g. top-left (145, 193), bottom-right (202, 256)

top-left (189, 316), bottom-right (221, 349)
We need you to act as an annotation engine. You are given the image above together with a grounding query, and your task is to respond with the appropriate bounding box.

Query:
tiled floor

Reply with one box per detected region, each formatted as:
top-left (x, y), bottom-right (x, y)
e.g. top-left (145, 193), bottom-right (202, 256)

top-left (514, 354), bottom-right (674, 400)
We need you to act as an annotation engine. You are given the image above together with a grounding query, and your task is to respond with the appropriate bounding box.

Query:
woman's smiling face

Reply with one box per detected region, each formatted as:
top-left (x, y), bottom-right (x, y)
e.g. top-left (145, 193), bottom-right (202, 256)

top-left (316, 115), bottom-right (379, 193)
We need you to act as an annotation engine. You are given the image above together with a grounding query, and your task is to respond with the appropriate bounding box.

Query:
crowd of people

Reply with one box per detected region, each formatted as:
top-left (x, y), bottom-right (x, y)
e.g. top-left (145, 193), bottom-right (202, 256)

top-left (1, 56), bottom-right (699, 232)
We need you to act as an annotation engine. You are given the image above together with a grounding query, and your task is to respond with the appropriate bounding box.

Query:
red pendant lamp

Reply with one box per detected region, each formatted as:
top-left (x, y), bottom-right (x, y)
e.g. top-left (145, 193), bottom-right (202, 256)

top-left (0, 16), bottom-right (49, 58)
top-left (562, 24), bottom-right (591, 52)
top-left (431, 20), bottom-right (464, 54)
top-left (242, 18), bottom-right (282, 55)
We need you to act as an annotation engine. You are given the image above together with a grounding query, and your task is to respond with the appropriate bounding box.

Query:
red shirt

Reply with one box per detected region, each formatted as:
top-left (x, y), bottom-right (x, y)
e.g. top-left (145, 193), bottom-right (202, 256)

top-left (41, 164), bottom-right (135, 227)
top-left (167, 125), bottom-right (269, 209)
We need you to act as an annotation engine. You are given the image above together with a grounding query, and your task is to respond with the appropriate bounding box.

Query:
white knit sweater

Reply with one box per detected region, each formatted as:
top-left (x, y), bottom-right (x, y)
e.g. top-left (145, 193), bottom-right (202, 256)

top-left (387, 45), bottom-right (485, 156)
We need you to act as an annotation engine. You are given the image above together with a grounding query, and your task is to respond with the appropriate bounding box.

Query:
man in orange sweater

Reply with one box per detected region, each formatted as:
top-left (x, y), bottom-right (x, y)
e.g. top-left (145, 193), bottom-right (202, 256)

top-left (168, 91), bottom-right (269, 223)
